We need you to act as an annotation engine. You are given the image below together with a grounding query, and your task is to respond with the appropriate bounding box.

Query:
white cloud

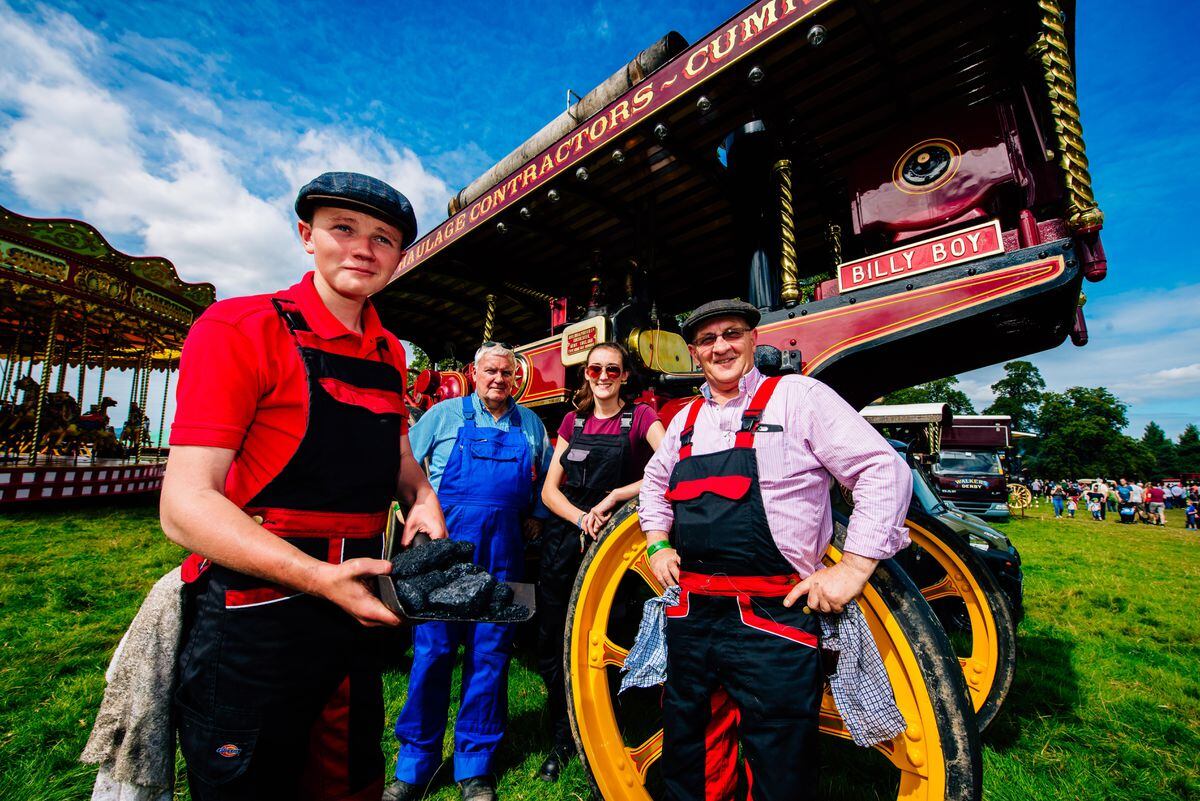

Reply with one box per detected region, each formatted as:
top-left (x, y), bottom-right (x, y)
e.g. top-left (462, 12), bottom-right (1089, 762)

top-left (1136, 363), bottom-right (1200, 396)
top-left (959, 290), bottom-right (1200, 436)
top-left (0, 2), bottom-right (451, 297)
top-left (1084, 288), bottom-right (1200, 339)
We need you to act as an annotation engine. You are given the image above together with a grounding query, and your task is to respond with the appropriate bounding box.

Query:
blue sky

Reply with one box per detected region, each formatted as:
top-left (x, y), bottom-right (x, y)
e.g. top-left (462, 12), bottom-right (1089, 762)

top-left (1, 0), bottom-right (1198, 438)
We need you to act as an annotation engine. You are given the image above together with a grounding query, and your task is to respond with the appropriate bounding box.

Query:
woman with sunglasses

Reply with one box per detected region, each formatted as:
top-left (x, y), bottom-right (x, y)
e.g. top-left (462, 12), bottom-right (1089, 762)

top-left (535, 342), bottom-right (665, 781)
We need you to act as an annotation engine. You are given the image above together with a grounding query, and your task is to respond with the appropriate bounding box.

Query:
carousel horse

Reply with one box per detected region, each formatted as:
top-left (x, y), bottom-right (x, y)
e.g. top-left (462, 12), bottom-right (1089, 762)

top-left (1, 375), bottom-right (42, 455)
top-left (78, 398), bottom-right (124, 458)
top-left (120, 403), bottom-right (150, 450)
top-left (38, 391), bottom-right (83, 454)
top-left (79, 397), bottom-right (118, 432)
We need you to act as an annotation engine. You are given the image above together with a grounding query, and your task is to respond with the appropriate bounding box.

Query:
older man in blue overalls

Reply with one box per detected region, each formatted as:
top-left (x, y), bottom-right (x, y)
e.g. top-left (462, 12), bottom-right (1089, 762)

top-left (386, 343), bottom-right (551, 801)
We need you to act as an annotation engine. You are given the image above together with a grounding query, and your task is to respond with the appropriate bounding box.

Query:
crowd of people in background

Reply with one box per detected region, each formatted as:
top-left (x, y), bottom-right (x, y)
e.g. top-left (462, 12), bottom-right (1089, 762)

top-left (1028, 477), bottom-right (1200, 530)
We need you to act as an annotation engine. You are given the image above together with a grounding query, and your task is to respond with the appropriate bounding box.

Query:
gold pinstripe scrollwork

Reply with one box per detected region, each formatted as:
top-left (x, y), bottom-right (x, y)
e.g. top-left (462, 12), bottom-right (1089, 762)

top-left (773, 159), bottom-right (800, 306)
top-left (1030, 0), bottom-right (1104, 232)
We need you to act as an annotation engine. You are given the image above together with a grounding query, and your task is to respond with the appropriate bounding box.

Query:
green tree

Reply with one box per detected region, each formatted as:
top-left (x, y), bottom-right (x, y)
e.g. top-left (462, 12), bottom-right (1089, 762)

top-left (983, 361), bottom-right (1044, 433)
top-left (1177, 424), bottom-right (1200, 475)
top-left (1029, 387), bottom-right (1153, 479)
top-left (1140, 421), bottom-right (1177, 477)
top-left (403, 341), bottom-right (433, 374)
top-left (884, 377), bottom-right (976, 414)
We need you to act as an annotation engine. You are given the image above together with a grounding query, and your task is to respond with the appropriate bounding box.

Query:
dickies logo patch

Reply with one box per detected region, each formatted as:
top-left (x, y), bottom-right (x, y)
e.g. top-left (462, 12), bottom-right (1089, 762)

top-left (216, 743), bottom-right (242, 758)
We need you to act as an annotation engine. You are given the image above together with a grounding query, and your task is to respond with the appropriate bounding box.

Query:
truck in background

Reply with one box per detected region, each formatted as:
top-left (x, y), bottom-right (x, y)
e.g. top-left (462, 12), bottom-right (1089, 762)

top-left (932, 415), bottom-right (1013, 520)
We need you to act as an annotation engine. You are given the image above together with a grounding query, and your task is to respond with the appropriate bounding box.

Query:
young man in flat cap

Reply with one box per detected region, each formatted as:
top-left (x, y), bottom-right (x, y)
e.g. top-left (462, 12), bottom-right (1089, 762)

top-left (161, 172), bottom-right (447, 801)
top-left (638, 299), bottom-right (912, 801)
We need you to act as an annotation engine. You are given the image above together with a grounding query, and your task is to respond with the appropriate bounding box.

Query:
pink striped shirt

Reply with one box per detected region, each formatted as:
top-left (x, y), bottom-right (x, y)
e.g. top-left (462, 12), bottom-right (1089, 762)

top-left (638, 369), bottom-right (911, 576)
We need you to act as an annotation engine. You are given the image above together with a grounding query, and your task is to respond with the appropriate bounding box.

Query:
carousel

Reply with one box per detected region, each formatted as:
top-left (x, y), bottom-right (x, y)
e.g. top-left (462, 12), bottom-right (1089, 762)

top-left (0, 204), bottom-right (215, 505)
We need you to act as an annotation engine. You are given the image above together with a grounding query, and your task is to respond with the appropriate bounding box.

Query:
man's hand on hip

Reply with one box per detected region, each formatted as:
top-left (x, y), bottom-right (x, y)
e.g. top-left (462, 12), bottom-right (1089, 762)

top-left (785, 552), bottom-right (878, 614)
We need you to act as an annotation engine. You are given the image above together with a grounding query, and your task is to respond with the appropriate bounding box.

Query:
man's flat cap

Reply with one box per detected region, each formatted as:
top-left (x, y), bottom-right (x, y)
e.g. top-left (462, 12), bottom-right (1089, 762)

top-left (295, 172), bottom-right (418, 247)
top-left (681, 299), bottom-right (761, 342)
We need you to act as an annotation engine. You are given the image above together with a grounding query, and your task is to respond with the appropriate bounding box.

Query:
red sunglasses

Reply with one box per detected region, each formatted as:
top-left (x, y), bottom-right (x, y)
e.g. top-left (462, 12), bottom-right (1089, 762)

top-left (585, 364), bottom-right (622, 380)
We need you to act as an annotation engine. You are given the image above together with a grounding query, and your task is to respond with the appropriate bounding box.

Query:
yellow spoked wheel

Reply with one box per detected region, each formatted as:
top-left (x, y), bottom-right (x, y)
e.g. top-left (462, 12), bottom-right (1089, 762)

top-left (886, 512), bottom-right (1017, 731)
top-left (566, 503), bottom-right (981, 801)
top-left (1007, 484), bottom-right (1032, 510)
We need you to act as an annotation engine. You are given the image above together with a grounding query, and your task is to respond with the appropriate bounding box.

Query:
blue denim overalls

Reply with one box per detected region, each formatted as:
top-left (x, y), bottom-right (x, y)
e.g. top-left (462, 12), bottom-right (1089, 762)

top-left (393, 396), bottom-right (532, 783)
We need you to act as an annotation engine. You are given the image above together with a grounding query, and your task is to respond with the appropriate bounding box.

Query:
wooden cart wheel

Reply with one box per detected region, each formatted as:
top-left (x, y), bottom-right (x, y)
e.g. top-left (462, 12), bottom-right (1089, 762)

top-left (1007, 484), bottom-right (1032, 510)
top-left (882, 511), bottom-right (1017, 731)
top-left (565, 502), bottom-right (981, 801)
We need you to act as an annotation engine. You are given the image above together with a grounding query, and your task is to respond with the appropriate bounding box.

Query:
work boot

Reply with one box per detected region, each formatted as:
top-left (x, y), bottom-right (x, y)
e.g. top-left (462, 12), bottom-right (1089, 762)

top-left (458, 775), bottom-right (497, 801)
top-left (382, 779), bottom-right (423, 801)
top-left (537, 743), bottom-right (575, 782)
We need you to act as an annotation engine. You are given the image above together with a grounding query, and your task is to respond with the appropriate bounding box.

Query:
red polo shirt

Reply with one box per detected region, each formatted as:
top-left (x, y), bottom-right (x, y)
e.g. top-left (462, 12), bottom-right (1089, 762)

top-left (170, 272), bottom-right (407, 507)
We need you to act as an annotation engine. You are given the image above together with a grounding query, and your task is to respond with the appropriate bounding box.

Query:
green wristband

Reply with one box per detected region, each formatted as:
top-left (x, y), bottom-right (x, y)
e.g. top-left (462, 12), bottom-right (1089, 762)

top-left (645, 540), bottom-right (674, 559)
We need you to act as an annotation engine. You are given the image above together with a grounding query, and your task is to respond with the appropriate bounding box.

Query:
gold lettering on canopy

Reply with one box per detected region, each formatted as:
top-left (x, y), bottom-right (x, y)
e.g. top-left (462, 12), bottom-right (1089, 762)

top-left (132, 286), bottom-right (192, 325)
top-left (396, 0), bottom-right (834, 276)
top-left (0, 240), bottom-right (69, 282)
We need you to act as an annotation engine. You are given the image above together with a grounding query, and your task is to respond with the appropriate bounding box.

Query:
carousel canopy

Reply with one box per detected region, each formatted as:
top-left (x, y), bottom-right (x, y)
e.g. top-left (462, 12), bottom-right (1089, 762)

top-left (0, 204), bottom-right (216, 369)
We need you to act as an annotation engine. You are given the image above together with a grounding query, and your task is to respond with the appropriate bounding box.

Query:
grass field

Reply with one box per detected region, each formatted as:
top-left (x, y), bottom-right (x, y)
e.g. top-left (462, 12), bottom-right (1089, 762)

top-left (0, 498), bottom-right (1197, 800)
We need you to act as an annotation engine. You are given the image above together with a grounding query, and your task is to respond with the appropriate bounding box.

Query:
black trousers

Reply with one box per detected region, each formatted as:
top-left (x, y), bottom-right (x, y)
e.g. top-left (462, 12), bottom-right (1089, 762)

top-left (535, 521), bottom-right (587, 749)
top-left (663, 593), bottom-right (823, 801)
top-left (177, 570), bottom-right (385, 801)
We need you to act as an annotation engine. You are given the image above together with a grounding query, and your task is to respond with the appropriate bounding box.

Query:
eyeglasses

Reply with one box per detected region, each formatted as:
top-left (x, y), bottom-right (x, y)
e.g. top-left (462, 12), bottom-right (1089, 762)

top-left (692, 327), bottom-right (751, 349)
top-left (585, 364), bottom-right (623, 380)
top-left (480, 340), bottom-right (512, 350)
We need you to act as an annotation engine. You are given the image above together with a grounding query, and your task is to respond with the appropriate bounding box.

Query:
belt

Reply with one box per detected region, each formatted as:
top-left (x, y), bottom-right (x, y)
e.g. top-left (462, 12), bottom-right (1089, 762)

top-left (241, 507), bottom-right (389, 538)
top-left (678, 571), bottom-right (800, 597)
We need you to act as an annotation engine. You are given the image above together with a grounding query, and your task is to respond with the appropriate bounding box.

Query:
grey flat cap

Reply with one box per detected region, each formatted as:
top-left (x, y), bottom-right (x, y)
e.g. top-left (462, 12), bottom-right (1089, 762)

top-left (295, 171), bottom-right (418, 247)
top-left (681, 299), bottom-right (761, 342)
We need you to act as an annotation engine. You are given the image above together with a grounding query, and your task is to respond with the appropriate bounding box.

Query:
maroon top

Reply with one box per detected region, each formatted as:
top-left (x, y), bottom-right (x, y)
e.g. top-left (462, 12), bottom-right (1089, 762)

top-left (1147, 487), bottom-right (1166, 503)
top-left (557, 403), bottom-right (660, 475)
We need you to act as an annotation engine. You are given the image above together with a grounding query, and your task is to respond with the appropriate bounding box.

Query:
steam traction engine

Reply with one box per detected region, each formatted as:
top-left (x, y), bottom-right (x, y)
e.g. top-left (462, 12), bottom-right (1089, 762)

top-left (376, 1), bottom-right (1104, 798)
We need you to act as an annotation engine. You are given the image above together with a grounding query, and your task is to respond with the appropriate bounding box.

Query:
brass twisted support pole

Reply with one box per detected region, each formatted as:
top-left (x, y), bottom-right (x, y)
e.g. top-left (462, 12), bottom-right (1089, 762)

top-left (1030, 0), bottom-right (1103, 232)
top-left (30, 313), bottom-right (57, 465)
top-left (825, 222), bottom-right (843, 267)
top-left (157, 359), bottom-right (173, 452)
top-left (482, 294), bottom-right (497, 341)
top-left (135, 349), bottom-right (151, 464)
top-left (76, 326), bottom-right (89, 407)
top-left (56, 340), bottom-right (68, 392)
top-left (773, 159), bottom-right (800, 306)
top-left (127, 354), bottom-right (141, 462)
top-left (502, 281), bottom-right (556, 303)
top-left (96, 342), bottom-right (110, 405)
top-left (1, 331), bottom-right (19, 401)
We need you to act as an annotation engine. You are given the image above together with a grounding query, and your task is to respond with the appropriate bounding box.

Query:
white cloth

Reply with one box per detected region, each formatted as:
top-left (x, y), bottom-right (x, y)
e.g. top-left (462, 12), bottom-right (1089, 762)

top-left (81, 568), bottom-right (184, 800)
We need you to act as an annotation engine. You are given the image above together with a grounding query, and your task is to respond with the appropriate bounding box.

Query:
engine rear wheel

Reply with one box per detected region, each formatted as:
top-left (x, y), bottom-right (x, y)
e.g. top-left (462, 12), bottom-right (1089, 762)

top-left (888, 512), bottom-right (1017, 731)
top-left (565, 503), bottom-right (981, 801)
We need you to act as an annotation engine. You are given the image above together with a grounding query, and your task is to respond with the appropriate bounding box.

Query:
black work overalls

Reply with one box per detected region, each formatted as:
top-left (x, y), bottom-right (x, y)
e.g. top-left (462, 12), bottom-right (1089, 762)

top-left (176, 296), bottom-right (404, 801)
top-left (662, 376), bottom-right (823, 801)
top-left (536, 407), bottom-right (635, 749)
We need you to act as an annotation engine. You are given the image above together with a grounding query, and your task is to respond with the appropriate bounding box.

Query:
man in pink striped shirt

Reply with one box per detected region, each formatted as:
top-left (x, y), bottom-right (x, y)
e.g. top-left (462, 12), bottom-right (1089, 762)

top-left (638, 298), bottom-right (911, 801)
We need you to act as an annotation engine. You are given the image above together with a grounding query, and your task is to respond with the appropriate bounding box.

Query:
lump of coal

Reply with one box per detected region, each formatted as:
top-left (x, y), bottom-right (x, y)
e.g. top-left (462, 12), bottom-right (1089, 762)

top-left (489, 603), bottom-right (530, 623)
top-left (392, 568), bottom-right (456, 612)
top-left (443, 561), bottom-right (487, 581)
top-left (390, 539), bottom-right (475, 578)
top-left (428, 572), bottom-right (496, 616)
top-left (392, 579), bottom-right (429, 613)
top-left (486, 582), bottom-right (515, 616)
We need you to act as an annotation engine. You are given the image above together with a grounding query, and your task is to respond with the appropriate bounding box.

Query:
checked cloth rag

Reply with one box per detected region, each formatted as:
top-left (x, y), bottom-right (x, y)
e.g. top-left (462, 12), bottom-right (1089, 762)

top-left (620, 589), bottom-right (906, 747)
